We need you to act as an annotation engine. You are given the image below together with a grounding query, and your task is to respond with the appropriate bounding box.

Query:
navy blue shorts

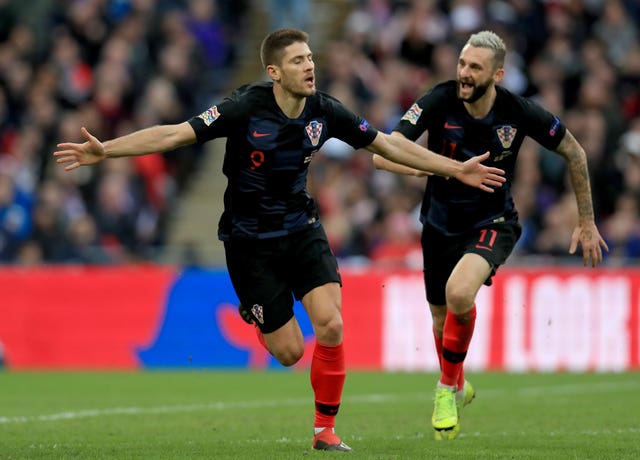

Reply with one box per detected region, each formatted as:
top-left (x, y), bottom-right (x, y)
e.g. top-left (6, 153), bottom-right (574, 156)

top-left (224, 225), bottom-right (342, 333)
top-left (421, 222), bottom-right (521, 305)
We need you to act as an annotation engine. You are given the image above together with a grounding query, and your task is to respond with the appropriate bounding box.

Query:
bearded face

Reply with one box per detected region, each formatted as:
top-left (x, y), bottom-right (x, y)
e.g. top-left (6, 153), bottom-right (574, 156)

top-left (455, 45), bottom-right (501, 104)
top-left (456, 75), bottom-right (493, 103)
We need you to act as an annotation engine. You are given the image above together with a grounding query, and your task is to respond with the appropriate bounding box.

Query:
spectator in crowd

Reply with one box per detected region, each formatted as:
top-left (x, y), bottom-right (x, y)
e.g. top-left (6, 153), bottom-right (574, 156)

top-left (601, 191), bottom-right (640, 262)
top-left (0, 171), bottom-right (31, 260)
top-left (267, 0), bottom-right (311, 33)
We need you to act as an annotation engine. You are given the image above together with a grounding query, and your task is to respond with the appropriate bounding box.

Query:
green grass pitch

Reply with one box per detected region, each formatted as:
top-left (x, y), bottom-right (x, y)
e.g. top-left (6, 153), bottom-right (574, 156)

top-left (0, 371), bottom-right (638, 459)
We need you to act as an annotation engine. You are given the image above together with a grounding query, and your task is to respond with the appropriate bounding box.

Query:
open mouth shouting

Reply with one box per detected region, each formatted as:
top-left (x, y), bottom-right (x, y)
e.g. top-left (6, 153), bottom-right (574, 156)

top-left (458, 80), bottom-right (474, 97)
top-left (305, 74), bottom-right (315, 88)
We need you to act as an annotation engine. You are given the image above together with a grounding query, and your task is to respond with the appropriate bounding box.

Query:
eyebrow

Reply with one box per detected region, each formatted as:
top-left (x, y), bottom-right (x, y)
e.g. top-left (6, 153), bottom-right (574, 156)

top-left (289, 52), bottom-right (313, 62)
top-left (459, 57), bottom-right (484, 69)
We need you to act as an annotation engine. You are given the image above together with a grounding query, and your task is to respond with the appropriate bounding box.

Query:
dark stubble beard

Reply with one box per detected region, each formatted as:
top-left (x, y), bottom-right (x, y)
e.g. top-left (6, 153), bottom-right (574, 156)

top-left (289, 81), bottom-right (316, 98)
top-left (457, 78), bottom-right (491, 103)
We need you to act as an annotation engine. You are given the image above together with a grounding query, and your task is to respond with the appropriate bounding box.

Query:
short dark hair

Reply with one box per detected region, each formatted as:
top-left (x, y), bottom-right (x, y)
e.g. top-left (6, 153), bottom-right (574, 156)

top-left (260, 29), bottom-right (309, 68)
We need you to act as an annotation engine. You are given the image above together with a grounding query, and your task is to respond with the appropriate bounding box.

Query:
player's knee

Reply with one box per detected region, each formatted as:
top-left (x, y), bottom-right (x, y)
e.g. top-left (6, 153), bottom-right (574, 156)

top-left (445, 284), bottom-right (475, 313)
top-left (273, 345), bottom-right (304, 367)
top-left (314, 315), bottom-right (344, 345)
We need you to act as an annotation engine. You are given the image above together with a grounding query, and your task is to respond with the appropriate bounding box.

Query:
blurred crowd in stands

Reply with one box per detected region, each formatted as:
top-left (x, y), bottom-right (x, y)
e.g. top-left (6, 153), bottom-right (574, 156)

top-left (0, 0), bottom-right (247, 264)
top-left (0, 0), bottom-right (639, 267)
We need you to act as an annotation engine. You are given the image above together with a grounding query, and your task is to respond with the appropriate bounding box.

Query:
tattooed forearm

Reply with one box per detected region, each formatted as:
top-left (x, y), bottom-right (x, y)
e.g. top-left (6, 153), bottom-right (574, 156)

top-left (554, 130), bottom-right (595, 222)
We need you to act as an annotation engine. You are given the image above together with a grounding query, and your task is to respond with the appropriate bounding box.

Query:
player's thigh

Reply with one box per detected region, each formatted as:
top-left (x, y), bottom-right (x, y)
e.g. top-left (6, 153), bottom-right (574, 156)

top-left (462, 222), bottom-right (521, 287)
top-left (422, 226), bottom-right (461, 306)
top-left (446, 222), bottom-right (521, 305)
top-left (263, 315), bottom-right (305, 361)
top-left (290, 226), bottom-right (342, 301)
top-left (224, 239), bottom-right (295, 334)
top-left (446, 253), bottom-right (493, 304)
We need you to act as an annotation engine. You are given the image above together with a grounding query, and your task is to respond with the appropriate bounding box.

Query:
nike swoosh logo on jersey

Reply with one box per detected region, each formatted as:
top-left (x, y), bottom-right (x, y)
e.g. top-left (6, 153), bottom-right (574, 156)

top-left (252, 130), bottom-right (272, 137)
top-left (444, 122), bottom-right (463, 129)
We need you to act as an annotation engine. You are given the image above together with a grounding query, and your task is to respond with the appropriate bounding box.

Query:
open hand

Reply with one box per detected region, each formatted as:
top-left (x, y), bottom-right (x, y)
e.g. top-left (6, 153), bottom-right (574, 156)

top-left (53, 127), bottom-right (106, 171)
top-left (457, 152), bottom-right (506, 192)
top-left (569, 221), bottom-right (609, 267)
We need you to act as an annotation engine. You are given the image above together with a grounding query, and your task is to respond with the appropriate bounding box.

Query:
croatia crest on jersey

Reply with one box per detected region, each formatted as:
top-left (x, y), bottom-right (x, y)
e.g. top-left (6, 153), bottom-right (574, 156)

top-left (251, 304), bottom-right (264, 325)
top-left (401, 103), bottom-right (422, 125)
top-left (305, 120), bottom-right (323, 147)
top-left (197, 106), bottom-right (220, 126)
top-left (496, 125), bottom-right (517, 149)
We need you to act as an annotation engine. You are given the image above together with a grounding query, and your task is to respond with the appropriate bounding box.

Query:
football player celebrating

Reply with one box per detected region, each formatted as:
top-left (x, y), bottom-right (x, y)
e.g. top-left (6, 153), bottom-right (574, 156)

top-left (374, 30), bottom-right (608, 440)
top-left (54, 29), bottom-right (506, 452)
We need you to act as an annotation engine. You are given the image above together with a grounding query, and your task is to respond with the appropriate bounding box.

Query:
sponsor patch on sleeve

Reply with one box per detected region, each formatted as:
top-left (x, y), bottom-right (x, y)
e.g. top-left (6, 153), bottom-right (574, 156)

top-left (197, 106), bottom-right (220, 126)
top-left (400, 103), bottom-right (422, 125)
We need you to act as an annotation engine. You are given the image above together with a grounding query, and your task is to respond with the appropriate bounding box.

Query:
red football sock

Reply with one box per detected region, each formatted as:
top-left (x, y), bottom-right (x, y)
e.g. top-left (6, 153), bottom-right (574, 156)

top-left (440, 305), bottom-right (476, 388)
top-left (433, 327), bottom-right (467, 387)
top-left (311, 342), bottom-right (345, 429)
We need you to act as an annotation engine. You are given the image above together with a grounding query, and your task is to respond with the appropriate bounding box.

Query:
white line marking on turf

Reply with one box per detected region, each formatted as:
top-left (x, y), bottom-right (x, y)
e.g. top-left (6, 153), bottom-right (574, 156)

top-left (0, 394), bottom-right (404, 424)
top-left (0, 380), bottom-right (637, 425)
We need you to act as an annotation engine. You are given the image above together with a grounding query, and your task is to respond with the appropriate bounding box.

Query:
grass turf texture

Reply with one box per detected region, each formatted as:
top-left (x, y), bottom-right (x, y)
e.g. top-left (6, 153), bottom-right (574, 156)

top-left (0, 371), bottom-right (638, 459)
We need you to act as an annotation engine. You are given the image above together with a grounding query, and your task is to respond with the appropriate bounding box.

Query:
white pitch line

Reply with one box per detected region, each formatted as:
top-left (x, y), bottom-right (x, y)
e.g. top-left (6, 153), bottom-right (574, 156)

top-left (0, 394), bottom-right (407, 424)
top-left (0, 380), bottom-right (637, 425)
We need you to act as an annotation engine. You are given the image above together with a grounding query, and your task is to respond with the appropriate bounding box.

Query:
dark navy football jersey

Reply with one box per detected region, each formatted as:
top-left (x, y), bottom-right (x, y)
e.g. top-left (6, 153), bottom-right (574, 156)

top-left (188, 82), bottom-right (378, 240)
top-left (394, 80), bottom-right (566, 236)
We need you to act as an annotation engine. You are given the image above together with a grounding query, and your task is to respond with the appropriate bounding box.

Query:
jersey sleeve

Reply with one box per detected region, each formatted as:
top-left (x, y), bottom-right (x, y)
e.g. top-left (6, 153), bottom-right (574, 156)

top-left (515, 96), bottom-right (566, 151)
top-left (325, 98), bottom-right (378, 149)
top-left (393, 84), bottom-right (447, 141)
top-left (187, 96), bottom-right (244, 144)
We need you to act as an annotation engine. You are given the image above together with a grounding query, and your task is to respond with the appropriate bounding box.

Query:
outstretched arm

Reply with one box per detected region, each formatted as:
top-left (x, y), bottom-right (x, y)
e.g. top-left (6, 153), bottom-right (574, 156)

top-left (554, 129), bottom-right (609, 267)
top-left (53, 122), bottom-right (197, 171)
top-left (372, 133), bottom-right (431, 176)
top-left (366, 131), bottom-right (506, 192)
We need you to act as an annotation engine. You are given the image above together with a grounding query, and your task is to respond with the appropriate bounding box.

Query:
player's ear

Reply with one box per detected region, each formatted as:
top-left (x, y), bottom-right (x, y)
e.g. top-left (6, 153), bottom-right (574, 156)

top-left (493, 68), bottom-right (504, 84)
top-left (266, 64), bottom-right (280, 82)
